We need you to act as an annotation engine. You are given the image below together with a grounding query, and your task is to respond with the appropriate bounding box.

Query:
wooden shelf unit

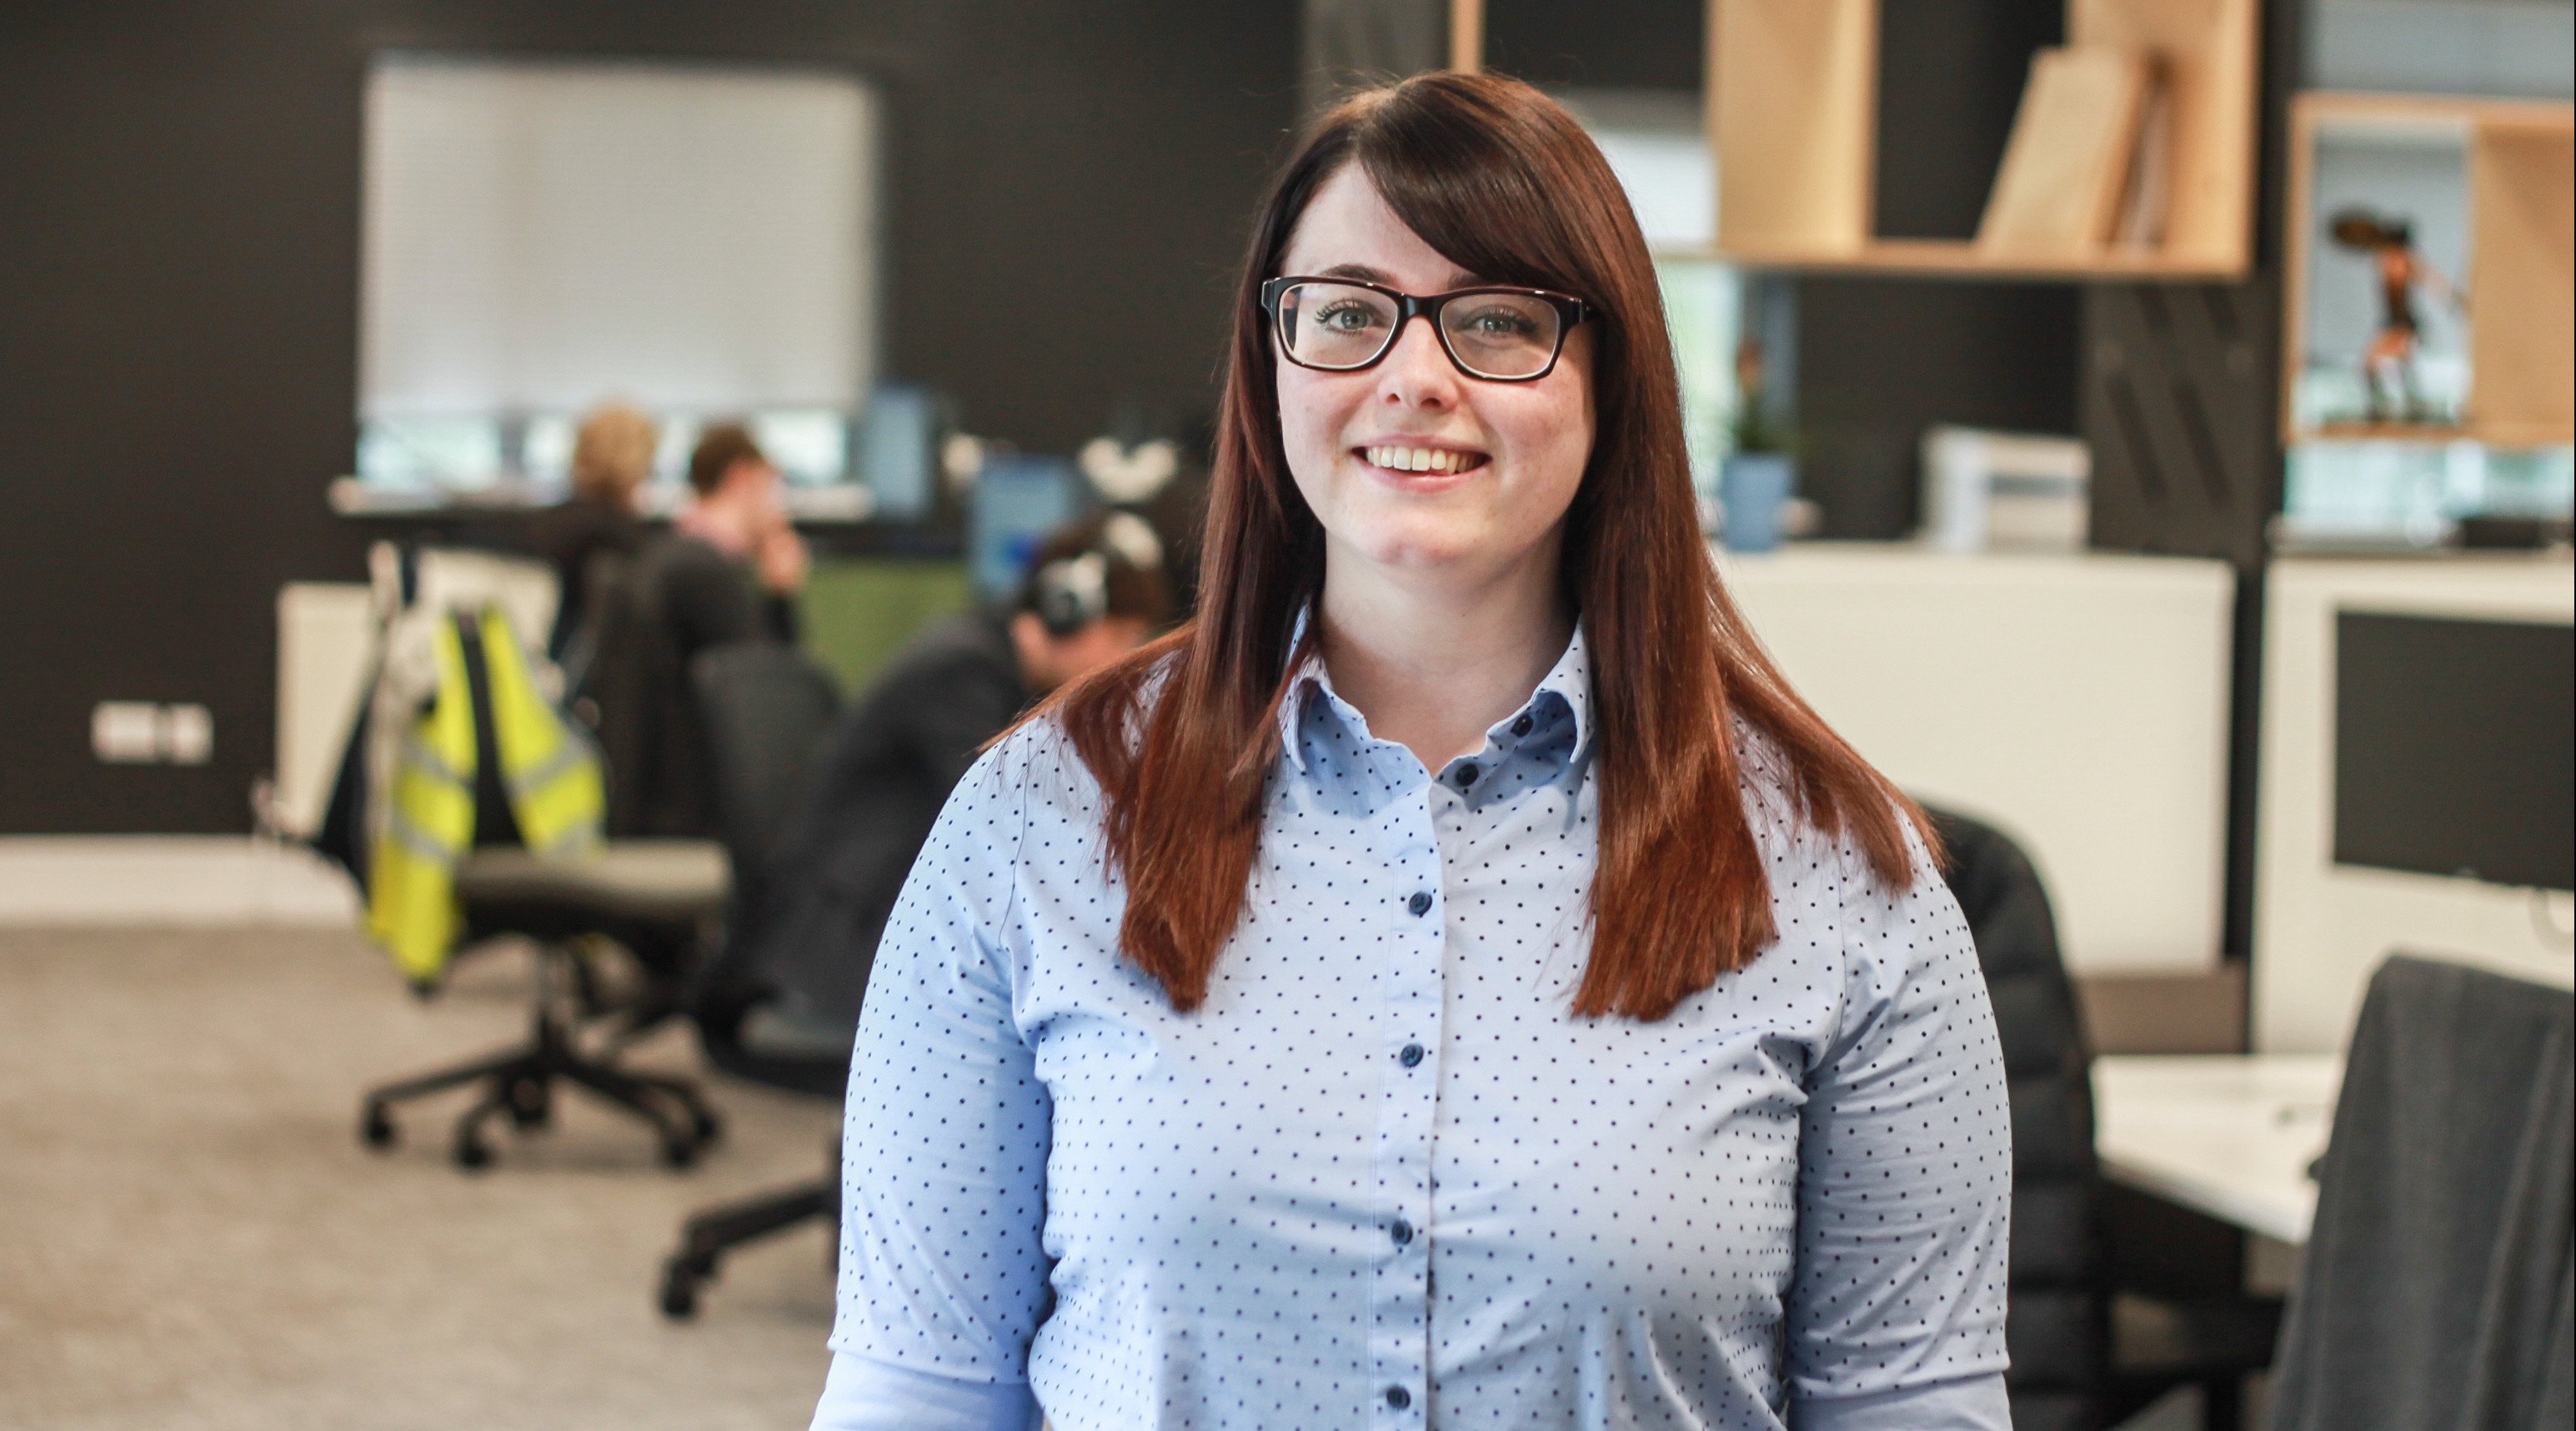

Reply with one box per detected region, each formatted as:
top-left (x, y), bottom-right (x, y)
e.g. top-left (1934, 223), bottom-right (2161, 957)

top-left (2282, 93), bottom-right (2576, 448)
top-left (1695, 0), bottom-right (2258, 281)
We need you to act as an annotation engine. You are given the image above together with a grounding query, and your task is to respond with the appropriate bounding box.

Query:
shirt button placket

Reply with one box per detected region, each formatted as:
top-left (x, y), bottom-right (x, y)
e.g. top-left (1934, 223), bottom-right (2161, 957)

top-left (1371, 798), bottom-right (1442, 1424)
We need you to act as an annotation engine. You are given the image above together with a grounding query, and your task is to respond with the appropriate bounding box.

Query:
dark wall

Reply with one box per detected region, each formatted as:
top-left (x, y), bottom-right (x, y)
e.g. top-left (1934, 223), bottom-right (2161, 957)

top-left (0, 0), bottom-right (1296, 833)
top-left (1802, 0), bottom-right (2081, 538)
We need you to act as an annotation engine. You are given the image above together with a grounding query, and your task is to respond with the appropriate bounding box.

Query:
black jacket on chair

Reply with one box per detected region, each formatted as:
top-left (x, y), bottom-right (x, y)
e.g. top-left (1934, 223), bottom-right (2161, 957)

top-left (1928, 806), bottom-right (2112, 1431)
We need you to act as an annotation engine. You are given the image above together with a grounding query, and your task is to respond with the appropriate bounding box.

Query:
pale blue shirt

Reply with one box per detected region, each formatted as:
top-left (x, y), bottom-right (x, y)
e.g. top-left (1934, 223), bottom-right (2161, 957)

top-left (814, 628), bottom-right (2014, 1430)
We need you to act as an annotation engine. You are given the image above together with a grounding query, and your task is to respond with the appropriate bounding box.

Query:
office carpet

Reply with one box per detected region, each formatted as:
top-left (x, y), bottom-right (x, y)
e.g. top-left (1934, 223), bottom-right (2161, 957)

top-left (0, 927), bottom-right (842, 1431)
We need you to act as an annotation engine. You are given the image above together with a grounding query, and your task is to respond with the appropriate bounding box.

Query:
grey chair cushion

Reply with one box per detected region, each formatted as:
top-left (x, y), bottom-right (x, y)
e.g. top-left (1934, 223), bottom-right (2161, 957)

top-left (454, 840), bottom-right (729, 923)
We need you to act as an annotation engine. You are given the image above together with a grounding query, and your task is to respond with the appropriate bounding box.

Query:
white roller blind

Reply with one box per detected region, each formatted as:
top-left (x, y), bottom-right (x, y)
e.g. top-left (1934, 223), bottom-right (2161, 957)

top-left (360, 57), bottom-right (876, 419)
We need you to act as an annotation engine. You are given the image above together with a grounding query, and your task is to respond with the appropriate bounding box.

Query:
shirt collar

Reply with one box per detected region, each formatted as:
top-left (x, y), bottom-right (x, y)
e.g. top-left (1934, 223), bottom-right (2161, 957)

top-left (1275, 607), bottom-right (1595, 777)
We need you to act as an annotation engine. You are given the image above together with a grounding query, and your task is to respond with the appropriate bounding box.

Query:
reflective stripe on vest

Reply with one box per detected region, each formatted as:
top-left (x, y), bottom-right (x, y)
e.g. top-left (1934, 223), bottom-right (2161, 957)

top-left (368, 618), bottom-right (478, 983)
top-left (476, 611), bottom-right (604, 857)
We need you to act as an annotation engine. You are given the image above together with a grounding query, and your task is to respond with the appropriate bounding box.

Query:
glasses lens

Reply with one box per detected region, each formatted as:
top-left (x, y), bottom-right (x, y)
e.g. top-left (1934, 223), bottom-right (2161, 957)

top-left (1278, 282), bottom-right (1400, 370)
top-left (1438, 292), bottom-right (1562, 379)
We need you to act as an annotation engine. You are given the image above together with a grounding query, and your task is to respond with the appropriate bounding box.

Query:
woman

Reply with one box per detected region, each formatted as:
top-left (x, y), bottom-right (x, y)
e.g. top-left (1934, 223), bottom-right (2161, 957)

top-left (532, 400), bottom-right (656, 656)
top-left (814, 73), bottom-right (2010, 1431)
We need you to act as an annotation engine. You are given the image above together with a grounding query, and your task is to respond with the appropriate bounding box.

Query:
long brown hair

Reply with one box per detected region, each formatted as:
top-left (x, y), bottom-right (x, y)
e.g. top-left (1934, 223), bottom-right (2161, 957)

top-left (1035, 72), bottom-right (1930, 1020)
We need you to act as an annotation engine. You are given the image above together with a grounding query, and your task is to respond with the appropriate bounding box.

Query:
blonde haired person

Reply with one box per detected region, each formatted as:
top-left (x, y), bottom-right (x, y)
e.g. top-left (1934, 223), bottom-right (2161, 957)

top-left (570, 401), bottom-right (658, 503)
top-left (534, 401), bottom-right (659, 653)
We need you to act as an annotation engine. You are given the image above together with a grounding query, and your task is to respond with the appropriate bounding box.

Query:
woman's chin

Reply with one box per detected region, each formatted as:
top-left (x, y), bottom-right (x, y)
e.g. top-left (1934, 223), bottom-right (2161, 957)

top-left (1335, 524), bottom-right (1498, 578)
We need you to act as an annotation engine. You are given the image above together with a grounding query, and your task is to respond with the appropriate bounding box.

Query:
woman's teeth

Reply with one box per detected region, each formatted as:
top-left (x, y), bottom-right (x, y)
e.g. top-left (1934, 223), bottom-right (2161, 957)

top-left (1364, 445), bottom-right (1483, 474)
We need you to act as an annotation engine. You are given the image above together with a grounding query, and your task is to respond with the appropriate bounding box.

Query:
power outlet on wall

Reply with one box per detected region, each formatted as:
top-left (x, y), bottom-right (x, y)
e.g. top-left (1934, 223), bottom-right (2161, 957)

top-left (92, 702), bottom-right (214, 765)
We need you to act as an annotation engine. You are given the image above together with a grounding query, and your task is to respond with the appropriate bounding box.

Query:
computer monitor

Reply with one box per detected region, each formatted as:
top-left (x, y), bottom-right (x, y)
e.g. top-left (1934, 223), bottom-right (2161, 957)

top-left (2333, 610), bottom-right (2574, 890)
top-left (857, 383), bottom-right (937, 520)
top-left (969, 454), bottom-right (1082, 600)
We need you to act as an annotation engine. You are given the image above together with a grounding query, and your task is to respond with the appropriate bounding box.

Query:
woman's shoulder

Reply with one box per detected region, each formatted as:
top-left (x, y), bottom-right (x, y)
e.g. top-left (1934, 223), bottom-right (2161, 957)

top-left (965, 646), bottom-right (1184, 822)
top-left (1726, 715), bottom-right (1808, 848)
top-left (1727, 713), bottom-right (1933, 895)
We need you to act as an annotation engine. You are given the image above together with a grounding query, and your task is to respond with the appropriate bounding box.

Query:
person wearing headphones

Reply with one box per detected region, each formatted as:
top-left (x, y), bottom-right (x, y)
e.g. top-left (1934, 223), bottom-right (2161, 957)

top-left (743, 517), bottom-right (1170, 1045)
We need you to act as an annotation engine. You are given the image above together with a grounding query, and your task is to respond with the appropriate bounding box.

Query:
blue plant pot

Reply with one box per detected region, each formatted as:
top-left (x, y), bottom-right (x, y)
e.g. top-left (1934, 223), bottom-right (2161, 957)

top-left (1720, 452), bottom-right (1795, 553)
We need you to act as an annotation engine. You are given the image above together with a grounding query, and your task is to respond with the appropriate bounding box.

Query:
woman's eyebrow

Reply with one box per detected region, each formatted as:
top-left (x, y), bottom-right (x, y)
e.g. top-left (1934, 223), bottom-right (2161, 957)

top-left (1316, 262), bottom-right (1491, 289)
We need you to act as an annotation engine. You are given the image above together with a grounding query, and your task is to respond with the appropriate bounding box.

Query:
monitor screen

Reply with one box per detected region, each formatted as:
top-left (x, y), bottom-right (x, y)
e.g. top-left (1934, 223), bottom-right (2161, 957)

top-left (969, 455), bottom-right (1082, 600)
top-left (857, 384), bottom-right (935, 520)
top-left (2333, 610), bottom-right (2573, 890)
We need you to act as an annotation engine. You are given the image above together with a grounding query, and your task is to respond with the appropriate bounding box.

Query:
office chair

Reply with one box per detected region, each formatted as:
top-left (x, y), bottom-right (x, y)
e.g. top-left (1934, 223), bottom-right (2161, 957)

top-left (356, 596), bottom-right (731, 1173)
top-left (2268, 954), bottom-right (2573, 1431)
top-left (1928, 808), bottom-right (2282, 1431)
top-left (656, 640), bottom-right (850, 1318)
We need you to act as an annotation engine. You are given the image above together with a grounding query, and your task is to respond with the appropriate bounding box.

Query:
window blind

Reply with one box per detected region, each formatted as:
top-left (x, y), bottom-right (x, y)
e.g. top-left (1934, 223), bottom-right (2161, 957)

top-left (360, 57), bottom-right (878, 421)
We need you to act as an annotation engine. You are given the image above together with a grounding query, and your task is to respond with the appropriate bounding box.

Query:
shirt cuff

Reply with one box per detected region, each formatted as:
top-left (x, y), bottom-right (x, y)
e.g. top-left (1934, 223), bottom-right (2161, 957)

top-left (1792, 1372), bottom-right (2012, 1431)
top-left (809, 1350), bottom-right (1042, 1431)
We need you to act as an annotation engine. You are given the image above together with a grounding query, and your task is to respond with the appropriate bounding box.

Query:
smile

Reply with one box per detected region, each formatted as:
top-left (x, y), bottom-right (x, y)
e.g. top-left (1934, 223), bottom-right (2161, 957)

top-left (1360, 444), bottom-right (1490, 475)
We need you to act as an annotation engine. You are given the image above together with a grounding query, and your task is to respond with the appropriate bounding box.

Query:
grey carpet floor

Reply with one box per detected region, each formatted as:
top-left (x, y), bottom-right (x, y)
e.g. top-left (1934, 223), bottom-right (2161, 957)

top-left (0, 927), bottom-right (842, 1431)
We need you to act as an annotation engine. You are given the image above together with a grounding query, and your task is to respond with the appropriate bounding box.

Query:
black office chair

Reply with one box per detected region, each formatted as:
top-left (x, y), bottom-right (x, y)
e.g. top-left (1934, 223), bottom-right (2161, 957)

top-left (356, 608), bottom-right (729, 1172)
top-left (657, 640), bottom-right (850, 1318)
top-left (1928, 807), bottom-right (2282, 1431)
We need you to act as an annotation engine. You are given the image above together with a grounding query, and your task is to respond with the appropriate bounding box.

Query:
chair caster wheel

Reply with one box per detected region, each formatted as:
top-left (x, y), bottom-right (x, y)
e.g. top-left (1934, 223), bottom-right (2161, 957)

top-left (360, 1106), bottom-right (397, 1150)
top-left (507, 1079), bottom-right (552, 1128)
top-left (456, 1134), bottom-right (495, 1172)
top-left (659, 1260), bottom-right (702, 1320)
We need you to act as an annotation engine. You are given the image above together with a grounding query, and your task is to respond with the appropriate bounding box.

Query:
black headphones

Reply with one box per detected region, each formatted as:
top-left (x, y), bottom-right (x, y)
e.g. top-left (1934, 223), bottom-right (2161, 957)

top-left (1030, 550), bottom-right (1111, 638)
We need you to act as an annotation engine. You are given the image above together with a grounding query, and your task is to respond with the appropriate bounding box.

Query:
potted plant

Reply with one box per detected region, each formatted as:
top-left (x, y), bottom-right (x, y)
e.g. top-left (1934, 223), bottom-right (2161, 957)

top-left (1719, 338), bottom-right (1797, 553)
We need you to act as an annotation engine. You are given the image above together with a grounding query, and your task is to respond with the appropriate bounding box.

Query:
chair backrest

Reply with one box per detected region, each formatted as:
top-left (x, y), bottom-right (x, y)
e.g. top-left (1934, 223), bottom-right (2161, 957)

top-left (2269, 953), bottom-right (2575, 1431)
top-left (689, 641), bottom-right (841, 953)
top-left (1927, 805), bottom-right (2110, 1431)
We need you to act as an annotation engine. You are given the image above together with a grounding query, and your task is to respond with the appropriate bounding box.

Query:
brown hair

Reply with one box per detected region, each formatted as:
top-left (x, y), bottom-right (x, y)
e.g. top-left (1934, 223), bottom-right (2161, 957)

top-left (686, 421), bottom-right (767, 497)
top-left (1032, 72), bottom-right (1931, 1020)
top-left (570, 402), bottom-right (658, 502)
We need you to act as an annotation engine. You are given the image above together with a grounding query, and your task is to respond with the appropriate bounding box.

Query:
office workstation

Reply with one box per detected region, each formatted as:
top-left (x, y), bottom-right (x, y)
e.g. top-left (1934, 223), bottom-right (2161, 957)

top-left (3, 3), bottom-right (2570, 1429)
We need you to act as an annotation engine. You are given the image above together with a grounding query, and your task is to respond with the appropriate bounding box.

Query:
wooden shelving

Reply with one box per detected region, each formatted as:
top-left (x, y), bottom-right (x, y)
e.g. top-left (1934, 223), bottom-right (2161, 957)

top-left (1697, 0), bottom-right (2258, 282)
top-left (2283, 93), bottom-right (2575, 447)
top-left (1655, 237), bottom-right (2243, 283)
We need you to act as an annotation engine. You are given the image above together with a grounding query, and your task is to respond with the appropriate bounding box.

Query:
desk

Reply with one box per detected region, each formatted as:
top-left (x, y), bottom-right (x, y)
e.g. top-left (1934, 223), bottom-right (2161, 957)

top-left (2093, 1054), bottom-right (2344, 1245)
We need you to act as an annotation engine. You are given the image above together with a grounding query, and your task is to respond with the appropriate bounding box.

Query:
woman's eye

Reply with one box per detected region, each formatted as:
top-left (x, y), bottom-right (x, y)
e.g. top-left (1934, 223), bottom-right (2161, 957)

top-left (1458, 307), bottom-right (1539, 338)
top-left (1313, 303), bottom-right (1379, 332)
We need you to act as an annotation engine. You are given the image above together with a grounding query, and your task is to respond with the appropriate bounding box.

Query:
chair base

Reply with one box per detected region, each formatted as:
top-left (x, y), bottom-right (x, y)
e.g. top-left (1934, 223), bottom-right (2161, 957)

top-left (360, 941), bottom-right (721, 1173)
top-left (659, 1163), bottom-right (838, 1319)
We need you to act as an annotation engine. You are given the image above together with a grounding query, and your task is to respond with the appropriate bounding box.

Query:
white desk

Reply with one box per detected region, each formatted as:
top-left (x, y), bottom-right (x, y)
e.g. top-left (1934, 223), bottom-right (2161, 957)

top-left (2092, 1054), bottom-right (2345, 1245)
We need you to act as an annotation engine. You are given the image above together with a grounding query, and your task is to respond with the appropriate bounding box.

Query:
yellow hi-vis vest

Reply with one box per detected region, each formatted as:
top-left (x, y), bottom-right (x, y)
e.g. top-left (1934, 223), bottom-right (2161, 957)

top-left (368, 608), bottom-right (605, 985)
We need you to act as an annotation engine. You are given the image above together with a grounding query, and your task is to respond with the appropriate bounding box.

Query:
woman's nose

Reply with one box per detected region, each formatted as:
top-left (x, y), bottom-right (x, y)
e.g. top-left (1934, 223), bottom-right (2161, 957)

top-left (1376, 314), bottom-right (1458, 408)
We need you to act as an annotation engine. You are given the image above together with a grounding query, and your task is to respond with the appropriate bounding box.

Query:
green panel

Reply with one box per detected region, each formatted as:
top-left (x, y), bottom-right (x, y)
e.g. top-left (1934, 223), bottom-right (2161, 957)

top-left (799, 557), bottom-right (976, 696)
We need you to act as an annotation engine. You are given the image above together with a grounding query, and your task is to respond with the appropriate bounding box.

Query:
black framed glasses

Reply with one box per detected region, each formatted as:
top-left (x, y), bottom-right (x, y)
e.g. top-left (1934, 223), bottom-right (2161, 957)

top-left (1260, 276), bottom-right (1594, 383)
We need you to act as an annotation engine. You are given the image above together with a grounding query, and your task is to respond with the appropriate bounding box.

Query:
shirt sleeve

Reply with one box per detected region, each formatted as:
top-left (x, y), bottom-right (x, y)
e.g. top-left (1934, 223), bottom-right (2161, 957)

top-left (812, 739), bottom-right (1055, 1427)
top-left (1787, 821), bottom-right (2013, 1417)
top-left (810, 1350), bottom-right (1043, 1431)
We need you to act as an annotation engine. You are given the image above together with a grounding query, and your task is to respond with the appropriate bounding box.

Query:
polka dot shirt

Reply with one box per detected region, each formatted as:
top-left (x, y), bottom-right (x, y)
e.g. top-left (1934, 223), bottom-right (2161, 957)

top-left (814, 628), bottom-right (2013, 1431)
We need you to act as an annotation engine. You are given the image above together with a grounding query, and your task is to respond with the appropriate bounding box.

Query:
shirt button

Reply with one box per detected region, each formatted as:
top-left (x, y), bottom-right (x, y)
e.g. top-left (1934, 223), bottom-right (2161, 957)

top-left (1455, 761), bottom-right (1479, 787)
top-left (1406, 890), bottom-right (1432, 917)
top-left (1386, 1386), bottom-right (1412, 1410)
top-left (1511, 714), bottom-right (1533, 737)
top-left (1399, 1043), bottom-right (1425, 1068)
top-left (1391, 1218), bottom-right (1415, 1245)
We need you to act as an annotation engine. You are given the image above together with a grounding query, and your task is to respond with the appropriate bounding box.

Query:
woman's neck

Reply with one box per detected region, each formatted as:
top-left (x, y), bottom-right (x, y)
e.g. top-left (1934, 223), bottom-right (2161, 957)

top-left (1316, 543), bottom-right (1575, 775)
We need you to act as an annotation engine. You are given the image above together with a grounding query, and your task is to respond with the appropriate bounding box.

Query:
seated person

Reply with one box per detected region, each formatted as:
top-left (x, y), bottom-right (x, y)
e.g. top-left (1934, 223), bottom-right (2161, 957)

top-left (612, 423), bottom-right (811, 836)
top-left (659, 421), bottom-right (808, 654)
top-left (530, 400), bottom-right (655, 657)
top-left (741, 519), bottom-right (1169, 1046)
